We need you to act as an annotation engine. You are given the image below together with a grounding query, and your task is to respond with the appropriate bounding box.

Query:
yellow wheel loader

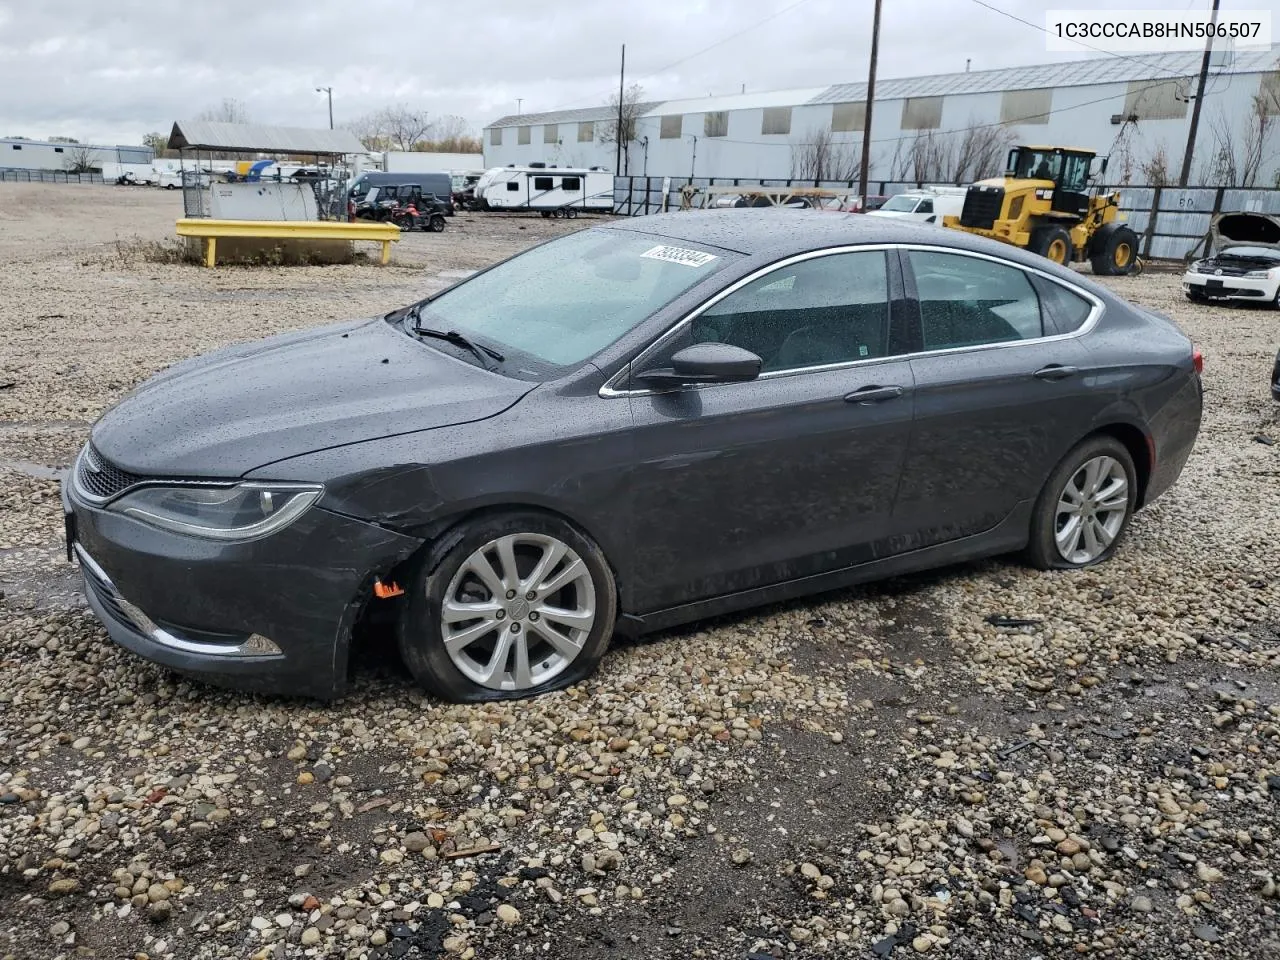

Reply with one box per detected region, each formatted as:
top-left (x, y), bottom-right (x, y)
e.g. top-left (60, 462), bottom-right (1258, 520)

top-left (942, 146), bottom-right (1138, 276)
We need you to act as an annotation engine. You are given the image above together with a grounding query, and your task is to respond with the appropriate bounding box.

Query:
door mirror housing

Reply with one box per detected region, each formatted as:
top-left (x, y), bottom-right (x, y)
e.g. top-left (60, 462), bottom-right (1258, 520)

top-left (635, 343), bottom-right (763, 387)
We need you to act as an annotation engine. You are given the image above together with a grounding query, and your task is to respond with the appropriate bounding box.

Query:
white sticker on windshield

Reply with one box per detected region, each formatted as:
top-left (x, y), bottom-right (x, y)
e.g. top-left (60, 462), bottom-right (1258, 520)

top-left (640, 245), bottom-right (718, 267)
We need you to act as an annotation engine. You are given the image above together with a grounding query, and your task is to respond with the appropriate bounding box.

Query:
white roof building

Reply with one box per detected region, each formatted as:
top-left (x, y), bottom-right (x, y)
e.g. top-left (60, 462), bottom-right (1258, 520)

top-left (483, 45), bottom-right (1280, 186)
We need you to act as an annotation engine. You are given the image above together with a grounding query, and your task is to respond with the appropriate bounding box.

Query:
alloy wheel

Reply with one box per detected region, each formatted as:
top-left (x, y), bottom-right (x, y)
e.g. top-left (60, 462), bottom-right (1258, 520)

top-left (1054, 455), bottom-right (1129, 564)
top-left (440, 533), bottom-right (596, 691)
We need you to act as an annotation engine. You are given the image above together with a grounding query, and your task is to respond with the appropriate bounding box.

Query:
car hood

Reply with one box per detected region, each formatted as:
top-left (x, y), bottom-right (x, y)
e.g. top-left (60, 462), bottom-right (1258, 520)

top-left (866, 209), bottom-right (915, 218)
top-left (1212, 211), bottom-right (1280, 254)
top-left (91, 317), bottom-right (535, 478)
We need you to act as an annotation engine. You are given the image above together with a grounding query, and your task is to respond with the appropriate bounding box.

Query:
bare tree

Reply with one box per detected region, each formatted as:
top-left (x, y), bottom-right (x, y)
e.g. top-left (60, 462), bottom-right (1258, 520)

top-left (196, 98), bottom-right (251, 124)
top-left (61, 143), bottom-right (99, 173)
top-left (1139, 142), bottom-right (1174, 186)
top-left (951, 121), bottom-right (1015, 183)
top-left (889, 120), bottom-right (1016, 185)
top-left (598, 83), bottom-right (645, 174)
top-left (415, 115), bottom-right (482, 153)
top-left (789, 127), bottom-right (860, 182)
top-left (349, 105), bottom-right (434, 152)
top-left (1107, 119), bottom-right (1139, 185)
top-left (142, 132), bottom-right (169, 156)
top-left (346, 113), bottom-right (390, 152)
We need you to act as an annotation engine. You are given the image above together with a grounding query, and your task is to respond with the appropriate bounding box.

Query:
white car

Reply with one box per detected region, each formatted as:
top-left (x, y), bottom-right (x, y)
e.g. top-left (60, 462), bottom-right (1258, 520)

top-left (1183, 212), bottom-right (1280, 307)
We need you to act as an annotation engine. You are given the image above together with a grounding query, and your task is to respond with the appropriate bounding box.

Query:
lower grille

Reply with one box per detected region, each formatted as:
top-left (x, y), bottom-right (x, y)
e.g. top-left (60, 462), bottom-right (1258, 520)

top-left (76, 444), bottom-right (144, 501)
top-left (959, 187), bottom-right (1004, 229)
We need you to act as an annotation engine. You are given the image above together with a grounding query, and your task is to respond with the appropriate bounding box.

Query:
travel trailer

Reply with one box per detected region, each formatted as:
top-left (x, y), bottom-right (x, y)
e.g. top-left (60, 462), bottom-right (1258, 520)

top-left (473, 164), bottom-right (613, 215)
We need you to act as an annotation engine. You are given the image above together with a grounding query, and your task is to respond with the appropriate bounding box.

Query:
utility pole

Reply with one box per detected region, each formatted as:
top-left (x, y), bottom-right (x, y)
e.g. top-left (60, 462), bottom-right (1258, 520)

top-left (1178, 0), bottom-right (1220, 186)
top-left (858, 0), bottom-right (883, 206)
top-left (315, 87), bottom-right (333, 129)
top-left (517, 99), bottom-right (523, 114)
top-left (616, 44), bottom-right (626, 175)
top-left (689, 135), bottom-right (697, 182)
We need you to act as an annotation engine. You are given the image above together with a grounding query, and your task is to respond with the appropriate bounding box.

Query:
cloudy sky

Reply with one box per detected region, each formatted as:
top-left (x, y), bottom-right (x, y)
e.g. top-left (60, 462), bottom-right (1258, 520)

top-left (0, 0), bottom-right (1260, 145)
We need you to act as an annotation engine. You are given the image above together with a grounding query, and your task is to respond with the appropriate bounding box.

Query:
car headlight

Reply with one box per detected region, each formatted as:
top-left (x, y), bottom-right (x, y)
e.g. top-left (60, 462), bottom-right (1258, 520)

top-left (1189, 260), bottom-right (1208, 274)
top-left (1245, 269), bottom-right (1276, 278)
top-left (109, 482), bottom-right (323, 540)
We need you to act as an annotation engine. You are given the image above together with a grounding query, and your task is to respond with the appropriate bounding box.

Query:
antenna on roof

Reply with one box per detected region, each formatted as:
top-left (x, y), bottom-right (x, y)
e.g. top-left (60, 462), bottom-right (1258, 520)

top-left (966, 58), bottom-right (971, 72)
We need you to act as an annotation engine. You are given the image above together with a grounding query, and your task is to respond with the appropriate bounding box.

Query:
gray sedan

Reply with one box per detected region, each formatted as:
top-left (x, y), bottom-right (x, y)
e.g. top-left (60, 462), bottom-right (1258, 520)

top-left (62, 211), bottom-right (1203, 701)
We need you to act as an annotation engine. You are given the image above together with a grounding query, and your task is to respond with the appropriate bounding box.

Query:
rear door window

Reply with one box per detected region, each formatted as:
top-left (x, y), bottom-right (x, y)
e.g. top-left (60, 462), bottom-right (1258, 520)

top-left (907, 250), bottom-right (1044, 349)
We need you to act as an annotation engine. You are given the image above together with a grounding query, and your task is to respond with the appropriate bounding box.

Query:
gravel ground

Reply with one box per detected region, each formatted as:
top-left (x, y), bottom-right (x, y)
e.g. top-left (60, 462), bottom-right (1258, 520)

top-left (0, 182), bottom-right (1278, 960)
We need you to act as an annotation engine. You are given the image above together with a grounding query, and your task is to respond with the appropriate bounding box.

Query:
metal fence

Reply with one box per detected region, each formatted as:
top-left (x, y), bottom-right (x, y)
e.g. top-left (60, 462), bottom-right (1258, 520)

top-left (0, 168), bottom-right (105, 184)
top-left (610, 176), bottom-right (1280, 262)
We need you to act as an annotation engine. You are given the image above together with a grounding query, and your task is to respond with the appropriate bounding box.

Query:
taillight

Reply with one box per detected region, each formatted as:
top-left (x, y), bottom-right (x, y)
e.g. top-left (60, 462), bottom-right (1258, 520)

top-left (1192, 347), bottom-right (1204, 375)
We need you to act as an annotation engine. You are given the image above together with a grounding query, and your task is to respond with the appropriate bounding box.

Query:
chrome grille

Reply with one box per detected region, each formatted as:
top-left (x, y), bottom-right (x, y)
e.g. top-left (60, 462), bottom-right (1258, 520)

top-left (76, 445), bottom-right (144, 501)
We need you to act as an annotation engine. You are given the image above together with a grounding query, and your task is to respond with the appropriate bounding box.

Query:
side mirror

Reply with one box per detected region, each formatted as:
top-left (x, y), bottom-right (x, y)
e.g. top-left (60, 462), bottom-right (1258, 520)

top-left (635, 342), bottom-right (763, 387)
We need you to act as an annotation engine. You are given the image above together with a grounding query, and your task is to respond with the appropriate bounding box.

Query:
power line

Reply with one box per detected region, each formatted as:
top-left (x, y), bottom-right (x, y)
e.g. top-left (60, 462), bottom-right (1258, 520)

top-left (633, 0), bottom-right (817, 85)
top-left (968, 0), bottom-right (1199, 80)
top-left (529, 0), bottom-right (818, 116)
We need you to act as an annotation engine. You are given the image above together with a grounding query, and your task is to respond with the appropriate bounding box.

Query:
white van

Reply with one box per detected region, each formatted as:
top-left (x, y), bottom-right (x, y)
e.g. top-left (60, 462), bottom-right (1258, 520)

top-left (867, 187), bottom-right (965, 224)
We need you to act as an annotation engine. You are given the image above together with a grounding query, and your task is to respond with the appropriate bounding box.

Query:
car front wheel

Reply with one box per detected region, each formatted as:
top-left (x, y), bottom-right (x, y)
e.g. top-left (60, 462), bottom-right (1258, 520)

top-left (1027, 436), bottom-right (1137, 570)
top-left (398, 512), bottom-right (617, 701)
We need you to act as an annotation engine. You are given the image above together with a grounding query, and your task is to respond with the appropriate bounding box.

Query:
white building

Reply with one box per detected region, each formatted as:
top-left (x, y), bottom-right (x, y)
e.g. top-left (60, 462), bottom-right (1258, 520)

top-left (483, 45), bottom-right (1280, 186)
top-left (0, 138), bottom-right (153, 172)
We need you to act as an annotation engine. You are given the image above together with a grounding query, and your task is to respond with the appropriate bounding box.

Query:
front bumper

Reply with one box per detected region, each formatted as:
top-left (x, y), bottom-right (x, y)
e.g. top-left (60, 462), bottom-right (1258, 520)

top-left (1183, 272), bottom-right (1279, 301)
top-left (63, 480), bottom-right (422, 699)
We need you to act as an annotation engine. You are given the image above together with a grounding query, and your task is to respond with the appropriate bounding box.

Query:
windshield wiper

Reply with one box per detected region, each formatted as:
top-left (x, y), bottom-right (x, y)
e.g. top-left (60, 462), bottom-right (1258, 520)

top-left (409, 316), bottom-right (505, 369)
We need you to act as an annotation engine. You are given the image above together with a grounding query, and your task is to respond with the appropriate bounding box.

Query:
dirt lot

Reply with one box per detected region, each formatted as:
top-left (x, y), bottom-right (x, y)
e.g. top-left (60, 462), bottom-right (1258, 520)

top-left (0, 182), bottom-right (1278, 960)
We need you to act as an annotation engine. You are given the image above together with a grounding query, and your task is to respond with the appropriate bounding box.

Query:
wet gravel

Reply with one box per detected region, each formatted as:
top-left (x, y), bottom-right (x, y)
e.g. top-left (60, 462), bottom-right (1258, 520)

top-left (1, 183), bottom-right (1278, 960)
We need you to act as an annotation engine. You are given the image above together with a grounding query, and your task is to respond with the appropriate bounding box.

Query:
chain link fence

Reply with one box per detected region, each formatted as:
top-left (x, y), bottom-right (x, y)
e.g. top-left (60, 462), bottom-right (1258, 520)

top-left (0, 169), bottom-right (106, 184)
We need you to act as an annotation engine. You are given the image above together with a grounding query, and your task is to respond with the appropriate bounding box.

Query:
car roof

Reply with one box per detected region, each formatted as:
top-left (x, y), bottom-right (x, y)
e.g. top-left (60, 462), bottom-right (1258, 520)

top-left (605, 209), bottom-right (1122, 300)
top-left (610, 209), bottom-right (1022, 260)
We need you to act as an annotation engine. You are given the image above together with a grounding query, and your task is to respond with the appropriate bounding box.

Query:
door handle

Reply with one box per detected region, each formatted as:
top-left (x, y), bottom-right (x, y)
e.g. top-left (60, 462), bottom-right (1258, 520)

top-left (1034, 364), bottom-right (1078, 381)
top-left (844, 385), bottom-right (905, 405)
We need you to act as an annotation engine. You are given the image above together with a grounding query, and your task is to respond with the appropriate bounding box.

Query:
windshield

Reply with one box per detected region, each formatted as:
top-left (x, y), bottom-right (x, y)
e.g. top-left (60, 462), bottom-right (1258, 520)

top-left (412, 228), bottom-right (732, 371)
top-left (1010, 149), bottom-right (1061, 181)
top-left (880, 195), bottom-right (921, 212)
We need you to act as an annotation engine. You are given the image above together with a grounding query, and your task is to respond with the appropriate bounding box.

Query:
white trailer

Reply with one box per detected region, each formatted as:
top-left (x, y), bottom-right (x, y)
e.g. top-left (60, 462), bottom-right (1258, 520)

top-left (101, 161), bottom-right (158, 185)
top-left (474, 164), bottom-right (613, 215)
top-left (382, 151), bottom-right (484, 174)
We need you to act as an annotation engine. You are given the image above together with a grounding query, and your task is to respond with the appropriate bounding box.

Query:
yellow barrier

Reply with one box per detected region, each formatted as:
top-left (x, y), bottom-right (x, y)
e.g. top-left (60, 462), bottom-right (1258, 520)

top-left (175, 218), bottom-right (401, 267)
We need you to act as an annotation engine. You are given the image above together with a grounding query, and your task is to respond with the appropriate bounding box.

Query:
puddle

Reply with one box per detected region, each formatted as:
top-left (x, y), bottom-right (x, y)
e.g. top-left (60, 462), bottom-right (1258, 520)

top-left (0, 459), bottom-right (65, 481)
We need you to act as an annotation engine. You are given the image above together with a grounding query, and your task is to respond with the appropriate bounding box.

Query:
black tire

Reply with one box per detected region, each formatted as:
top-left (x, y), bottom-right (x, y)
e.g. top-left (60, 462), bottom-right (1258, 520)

top-left (1026, 435), bottom-right (1137, 571)
top-left (397, 511), bottom-right (617, 702)
top-left (566, 207), bottom-right (579, 219)
top-left (1029, 225), bottom-right (1074, 266)
top-left (428, 215), bottom-right (445, 232)
top-left (393, 216), bottom-right (413, 232)
top-left (1090, 223), bottom-right (1139, 276)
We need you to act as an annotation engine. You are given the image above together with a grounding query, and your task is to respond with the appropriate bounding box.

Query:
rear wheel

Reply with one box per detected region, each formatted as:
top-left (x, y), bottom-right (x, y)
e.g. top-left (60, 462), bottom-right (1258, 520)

top-left (428, 215), bottom-right (445, 232)
top-left (1090, 224), bottom-right (1139, 276)
top-left (1026, 436), bottom-right (1137, 570)
top-left (1030, 225), bottom-right (1073, 266)
top-left (397, 512), bottom-right (617, 702)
